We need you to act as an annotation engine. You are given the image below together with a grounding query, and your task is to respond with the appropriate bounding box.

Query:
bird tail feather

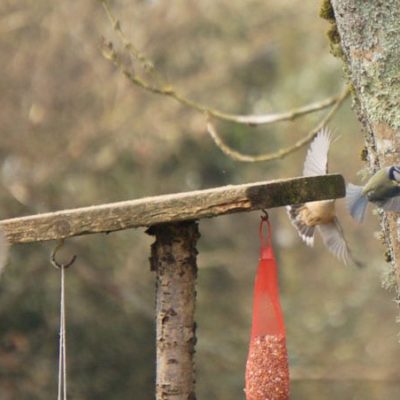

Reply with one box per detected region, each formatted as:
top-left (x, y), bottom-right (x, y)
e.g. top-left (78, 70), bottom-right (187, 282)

top-left (346, 183), bottom-right (368, 223)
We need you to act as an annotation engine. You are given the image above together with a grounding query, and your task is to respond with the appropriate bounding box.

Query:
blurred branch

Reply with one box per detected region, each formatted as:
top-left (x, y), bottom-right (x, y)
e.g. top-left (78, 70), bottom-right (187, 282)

top-left (100, 0), bottom-right (155, 74)
top-left (72, 244), bottom-right (154, 318)
top-left (0, 10), bottom-right (29, 34)
top-left (206, 87), bottom-right (350, 162)
top-left (217, 95), bottom-right (339, 125)
top-left (99, 0), bottom-right (342, 126)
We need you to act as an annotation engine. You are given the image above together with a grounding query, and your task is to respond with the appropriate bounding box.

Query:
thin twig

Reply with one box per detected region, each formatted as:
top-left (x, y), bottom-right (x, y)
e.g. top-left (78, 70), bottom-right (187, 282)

top-left (99, 1), bottom-right (341, 126)
top-left (206, 87), bottom-right (350, 162)
top-left (221, 95), bottom-right (338, 125)
top-left (100, 0), bottom-right (155, 72)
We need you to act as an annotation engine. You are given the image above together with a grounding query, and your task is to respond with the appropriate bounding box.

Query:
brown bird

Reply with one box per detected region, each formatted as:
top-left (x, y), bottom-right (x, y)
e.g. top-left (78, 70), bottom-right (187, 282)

top-left (286, 128), bottom-right (360, 266)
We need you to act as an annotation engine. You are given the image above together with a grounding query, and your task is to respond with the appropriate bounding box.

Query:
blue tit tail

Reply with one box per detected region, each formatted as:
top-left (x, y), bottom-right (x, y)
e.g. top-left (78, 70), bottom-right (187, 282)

top-left (346, 183), bottom-right (368, 223)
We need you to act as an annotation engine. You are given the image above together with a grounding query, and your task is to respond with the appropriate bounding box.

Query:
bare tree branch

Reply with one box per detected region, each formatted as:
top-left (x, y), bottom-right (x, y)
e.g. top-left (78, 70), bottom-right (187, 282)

top-left (206, 87), bottom-right (350, 162)
top-left (100, 0), bottom-right (342, 127)
top-left (100, 0), bottom-right (156, 74)
top-left (219, 95), bottom-right (339, 125)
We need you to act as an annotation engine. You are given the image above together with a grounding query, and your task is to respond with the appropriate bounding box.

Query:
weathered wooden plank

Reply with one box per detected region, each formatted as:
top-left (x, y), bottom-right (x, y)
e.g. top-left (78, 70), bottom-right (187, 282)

top-left (0, 174), bottom-right (344, 244)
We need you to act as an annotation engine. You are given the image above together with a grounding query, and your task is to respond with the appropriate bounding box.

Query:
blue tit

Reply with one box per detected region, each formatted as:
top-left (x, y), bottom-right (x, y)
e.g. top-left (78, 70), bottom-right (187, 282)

top-left (346, 166), bottom-right (400, 223)
top-left (287, 128), bottom-right (360, 266)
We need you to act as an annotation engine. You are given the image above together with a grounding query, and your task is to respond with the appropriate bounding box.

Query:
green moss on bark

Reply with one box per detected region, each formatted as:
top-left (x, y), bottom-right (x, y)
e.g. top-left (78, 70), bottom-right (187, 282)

top-left (319, 0), bottom-right (335, 22)
top-left (319, 0), bottom-right (346, 62)
top-left (360, 147), bottom-right (368, 161)
top-left (327, 24), bottom-right (340, 44)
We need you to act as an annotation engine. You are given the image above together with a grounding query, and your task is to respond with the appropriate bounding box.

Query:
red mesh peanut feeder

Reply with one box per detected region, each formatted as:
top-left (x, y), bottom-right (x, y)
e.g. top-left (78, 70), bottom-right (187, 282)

top-left (245, 216), bottom-right (290, 400)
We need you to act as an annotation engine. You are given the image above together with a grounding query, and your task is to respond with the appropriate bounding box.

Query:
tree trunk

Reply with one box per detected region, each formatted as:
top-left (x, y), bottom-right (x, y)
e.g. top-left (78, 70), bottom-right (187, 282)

top-left (148, 222), bottom-right (199, 400)
top-left (330, 0), bottom-right (400, 292)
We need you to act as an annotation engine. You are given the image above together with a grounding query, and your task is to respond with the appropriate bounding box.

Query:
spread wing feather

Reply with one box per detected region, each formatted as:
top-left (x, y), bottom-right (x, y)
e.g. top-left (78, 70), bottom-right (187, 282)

top-left (317, 218), bottom-right (363, 267)
top-left (286, 204), bottom-right (315, 247)
top-left (303, 128), bottom-right (332, 177)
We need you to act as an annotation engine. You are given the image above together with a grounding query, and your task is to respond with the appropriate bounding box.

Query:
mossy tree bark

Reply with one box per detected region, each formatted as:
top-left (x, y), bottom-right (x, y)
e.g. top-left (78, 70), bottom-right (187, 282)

top-left (148, 222), bottom-right (199, 400)
top-left (330, 0), bottom-right (400, 293)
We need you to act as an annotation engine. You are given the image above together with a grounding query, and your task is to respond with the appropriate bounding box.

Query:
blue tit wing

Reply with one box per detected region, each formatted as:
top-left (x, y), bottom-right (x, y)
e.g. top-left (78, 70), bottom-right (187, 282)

top-left (346, 183), bottom-right (368, 223)
top-left (286, 204), bottom-right (315, 246)
top-left (381, 196), bottom-right (400, 212)
top-left (317, 218), bottom-right (363, 267)
top-left (303, 127), bottom-right (332, 177)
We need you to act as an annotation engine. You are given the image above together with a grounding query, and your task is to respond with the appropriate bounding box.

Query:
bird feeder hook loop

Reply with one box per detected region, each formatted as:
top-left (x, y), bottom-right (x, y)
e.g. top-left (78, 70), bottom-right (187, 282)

top-left (50, 239), bottom-right (77, 270)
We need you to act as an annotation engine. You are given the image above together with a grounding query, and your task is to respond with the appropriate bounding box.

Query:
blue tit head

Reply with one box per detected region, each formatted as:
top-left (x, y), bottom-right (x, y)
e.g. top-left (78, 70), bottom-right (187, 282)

top-left (389, 166), bottom-right (400, 182)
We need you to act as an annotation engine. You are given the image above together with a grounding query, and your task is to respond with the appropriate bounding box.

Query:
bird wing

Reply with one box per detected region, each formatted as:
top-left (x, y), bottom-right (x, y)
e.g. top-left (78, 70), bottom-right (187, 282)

top-left (317, 218), bottom-right (362, 267)
top-left (286, 204), bottom-right (315, 247)
top-left (303, 127), bottom-right (332, 177)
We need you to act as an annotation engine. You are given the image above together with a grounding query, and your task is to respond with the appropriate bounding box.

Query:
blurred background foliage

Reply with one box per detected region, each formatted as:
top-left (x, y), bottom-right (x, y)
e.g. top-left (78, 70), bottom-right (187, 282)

top-left (0, 0), bottom-right (400, 399)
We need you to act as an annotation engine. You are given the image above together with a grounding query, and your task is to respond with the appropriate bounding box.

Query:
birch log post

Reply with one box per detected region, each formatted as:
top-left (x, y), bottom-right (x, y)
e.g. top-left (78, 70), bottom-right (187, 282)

top-left (148, 222), bottom-right (199, 400)
top-left (330, 0), bottom-right (400, 291)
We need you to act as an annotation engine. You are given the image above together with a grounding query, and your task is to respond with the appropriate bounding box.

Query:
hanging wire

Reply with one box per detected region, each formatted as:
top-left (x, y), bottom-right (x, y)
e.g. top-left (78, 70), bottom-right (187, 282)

top-left (59, 264), bottom-right (66, 400)
top-left (51, 240), bottom-right (76, 400)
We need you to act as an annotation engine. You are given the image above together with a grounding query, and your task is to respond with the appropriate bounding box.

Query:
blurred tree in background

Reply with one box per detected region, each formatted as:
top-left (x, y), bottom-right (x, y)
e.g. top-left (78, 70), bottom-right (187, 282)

top-left (0, 1), bottom-right (399, 399)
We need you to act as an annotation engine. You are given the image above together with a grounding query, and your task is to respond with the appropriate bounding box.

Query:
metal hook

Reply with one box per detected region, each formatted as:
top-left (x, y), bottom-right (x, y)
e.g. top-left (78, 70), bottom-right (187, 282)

top-left (51, 239), bottom-right (77, 269)
top-left (261, 208), bottom-right (269, 221)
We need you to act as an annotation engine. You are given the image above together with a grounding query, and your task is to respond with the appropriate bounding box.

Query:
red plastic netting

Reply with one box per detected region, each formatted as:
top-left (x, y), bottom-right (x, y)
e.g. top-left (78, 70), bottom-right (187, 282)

top-left (245, 217), bottom-right (290, 400)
